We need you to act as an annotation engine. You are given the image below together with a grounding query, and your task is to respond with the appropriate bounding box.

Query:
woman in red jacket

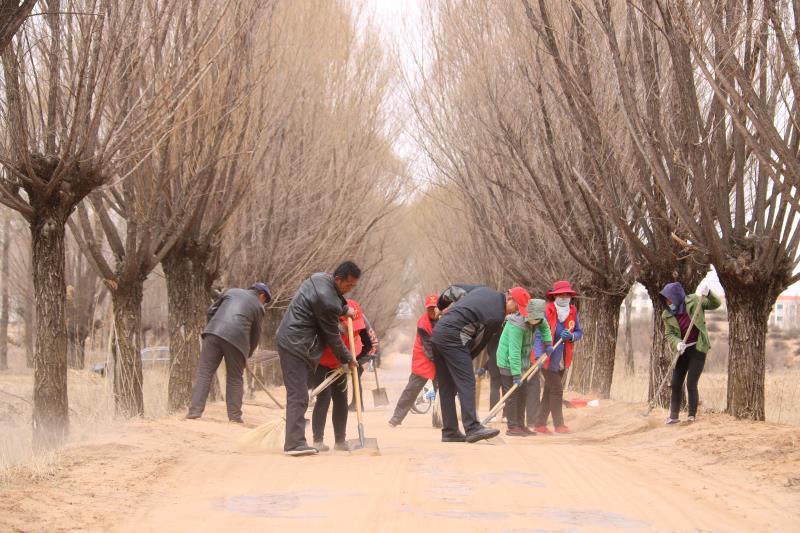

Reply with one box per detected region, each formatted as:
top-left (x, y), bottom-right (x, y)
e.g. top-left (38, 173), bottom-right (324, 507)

top-left (388, 294), bottom-right (439, 427)
top-left (312, 299), bottom-right (371, 452)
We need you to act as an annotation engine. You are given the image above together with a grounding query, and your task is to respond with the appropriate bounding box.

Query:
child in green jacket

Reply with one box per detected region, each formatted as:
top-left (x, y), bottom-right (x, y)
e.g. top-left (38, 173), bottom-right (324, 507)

top-left (496, 298), bottom-right (553, 436)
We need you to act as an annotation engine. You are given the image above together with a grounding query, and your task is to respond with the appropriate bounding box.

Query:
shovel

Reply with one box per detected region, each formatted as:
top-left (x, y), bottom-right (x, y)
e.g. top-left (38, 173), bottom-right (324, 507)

top-left (345, 317), bottom-right (380, 455)
top-left (371, 362), bottom-right (390, 407)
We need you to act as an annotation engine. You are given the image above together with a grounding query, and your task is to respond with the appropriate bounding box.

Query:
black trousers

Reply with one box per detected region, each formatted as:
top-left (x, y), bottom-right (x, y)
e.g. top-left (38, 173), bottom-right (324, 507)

top-left (348, 364), bottom-right (365, 410)
top-left (188, 334), bottom-right (246, 421)
top-left (500, 375), bottom-right (527, 429)
top-left (311, 365), bottom-right (348, 443)
top-left (535, 369), bottom-right (565, 427)
top-left (278, 347), bottom-right (312, 451)
top-left (390, 373), bottom-right (428, 425)
top-left (524, 374), bottom-right (541, 427)
top-left (431, 340), bottom-right (481, 437)
top-left (670, 347), bottom-right (706, 418)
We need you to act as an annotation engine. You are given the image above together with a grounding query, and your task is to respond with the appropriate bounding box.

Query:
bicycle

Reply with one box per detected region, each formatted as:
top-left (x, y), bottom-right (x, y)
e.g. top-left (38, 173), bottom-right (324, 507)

top-left (411, 385), bottom-right (436, 414)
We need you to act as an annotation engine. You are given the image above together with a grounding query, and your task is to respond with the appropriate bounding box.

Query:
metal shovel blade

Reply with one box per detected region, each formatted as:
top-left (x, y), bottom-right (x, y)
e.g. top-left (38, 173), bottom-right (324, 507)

top-left (372, 388), bottom-right (390, 407)
top-left (345, 422), bottom-right (380, 455)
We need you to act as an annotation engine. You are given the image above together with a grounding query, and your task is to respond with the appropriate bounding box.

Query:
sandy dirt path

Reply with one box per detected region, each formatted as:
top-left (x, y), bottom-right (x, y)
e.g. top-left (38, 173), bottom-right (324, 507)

top-left (2, 352), bottom-right (799, 532)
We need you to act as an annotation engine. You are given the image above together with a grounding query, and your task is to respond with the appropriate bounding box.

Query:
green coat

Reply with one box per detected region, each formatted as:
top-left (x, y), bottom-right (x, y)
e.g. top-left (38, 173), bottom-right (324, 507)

top-left (661, 292), bottom-right (721, 354)
top-left (496, 313), bottom-right (552, 377)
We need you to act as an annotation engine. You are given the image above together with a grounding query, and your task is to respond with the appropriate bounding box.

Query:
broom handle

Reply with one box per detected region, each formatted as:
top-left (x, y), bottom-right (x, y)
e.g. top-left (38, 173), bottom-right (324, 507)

top-left (309, 367), bottom-right (345, 398)
top-left (245, 366), bottom-right (284, 410)
top-left (348, 318), bottom-right (365, 427)
top-left (482, 338), bottom-right (564, 424)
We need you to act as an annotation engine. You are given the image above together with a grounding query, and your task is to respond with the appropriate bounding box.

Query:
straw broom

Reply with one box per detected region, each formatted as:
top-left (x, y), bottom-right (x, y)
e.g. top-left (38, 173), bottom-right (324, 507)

top-left (237, 366), bottom-right (345, 452)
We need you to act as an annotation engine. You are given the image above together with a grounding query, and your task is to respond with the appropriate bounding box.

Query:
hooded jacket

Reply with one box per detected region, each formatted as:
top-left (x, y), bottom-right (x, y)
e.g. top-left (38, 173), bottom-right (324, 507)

top-left (659, 285), bottom-right (721, 354)
top-left (411, 311), bottom-right (437, 380)
top-left (495, 313), bottom-right (552, 377)
top-left (276, 273), bottom-right (353, 367)
top-left (431, 286), bottom-right (506, 357)
top-left (203, 288), bottom-right (265, 359)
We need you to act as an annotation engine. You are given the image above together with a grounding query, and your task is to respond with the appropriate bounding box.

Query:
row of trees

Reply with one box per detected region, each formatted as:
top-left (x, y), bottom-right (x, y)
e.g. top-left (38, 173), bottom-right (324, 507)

top-left (413, 0), bottom-right (799, 420)
top-left (0, 0), bottom-right (408, 448)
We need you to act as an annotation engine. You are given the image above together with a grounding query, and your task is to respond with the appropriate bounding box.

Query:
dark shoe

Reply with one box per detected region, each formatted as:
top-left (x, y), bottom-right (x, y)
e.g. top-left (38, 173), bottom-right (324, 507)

top-left (284, 445), bottom-right (319, 457)
top-left (506, 427), bottom-right (528, 437)
top-left (521, 426), bottom-right (536, 436)
top-left (313, 441), bottom-right (330, 452)
top-left (442, 432), bottom-right (467, 443)
top-left (229, 417), bottom-right (244, 424)
top-left (334, 441), bottom-right (350, 451)
top-left (465, 426), bottom-right (500, 443)
top-left (185, 413), bottom-right (201, 420)
top-left (388, 419), bottom-right (400, 427)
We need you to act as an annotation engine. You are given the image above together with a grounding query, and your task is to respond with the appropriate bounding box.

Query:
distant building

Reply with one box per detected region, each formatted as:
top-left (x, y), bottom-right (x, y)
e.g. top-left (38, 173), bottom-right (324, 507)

top-left (770, 295), bottom-right (800, 330)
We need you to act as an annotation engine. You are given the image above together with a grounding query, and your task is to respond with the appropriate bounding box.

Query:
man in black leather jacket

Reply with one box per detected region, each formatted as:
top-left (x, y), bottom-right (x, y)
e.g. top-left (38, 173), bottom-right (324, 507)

top-left (187, 282), bottom-right (271, 423)
top-left (276, 261), bottom-right (361, 457)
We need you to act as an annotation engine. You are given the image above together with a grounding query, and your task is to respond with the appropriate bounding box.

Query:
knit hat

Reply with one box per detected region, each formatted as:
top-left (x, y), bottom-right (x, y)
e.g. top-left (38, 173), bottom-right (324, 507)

top-left (526, 299), bottom-right (546, 322)
top-left (508, 287), bottom-right (531, 317)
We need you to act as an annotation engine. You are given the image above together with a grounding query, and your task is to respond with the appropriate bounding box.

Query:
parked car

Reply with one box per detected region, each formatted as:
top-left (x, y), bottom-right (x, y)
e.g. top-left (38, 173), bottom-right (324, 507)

top-left (91, 346), bottom-right (170, 376)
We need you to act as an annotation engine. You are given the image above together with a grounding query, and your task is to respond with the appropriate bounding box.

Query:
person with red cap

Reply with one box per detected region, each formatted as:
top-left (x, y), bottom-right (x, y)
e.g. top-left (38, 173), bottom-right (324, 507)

top-left (532, 280), bottom-right (583, 434)
top-left (312, 299), bottom-right (372, 452)
top-left (495, 293), bottom-right (554, 436)
top-left (389, 293), bottom-right (440, 427)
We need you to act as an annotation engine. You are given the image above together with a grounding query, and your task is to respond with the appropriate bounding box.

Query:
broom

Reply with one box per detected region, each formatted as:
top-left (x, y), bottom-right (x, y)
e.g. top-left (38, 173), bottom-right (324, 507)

top-left (237, 366), bottom-right (345, 452)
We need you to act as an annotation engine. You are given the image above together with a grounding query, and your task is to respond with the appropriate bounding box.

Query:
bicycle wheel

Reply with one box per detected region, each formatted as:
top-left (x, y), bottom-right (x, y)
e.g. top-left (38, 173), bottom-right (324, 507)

top-left (411, 393), bottom-right (432, 414)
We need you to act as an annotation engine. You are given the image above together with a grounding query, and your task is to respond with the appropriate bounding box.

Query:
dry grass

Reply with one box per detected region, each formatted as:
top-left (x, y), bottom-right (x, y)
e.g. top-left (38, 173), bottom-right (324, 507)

top-left (0, 348), bottom-right (173, 484)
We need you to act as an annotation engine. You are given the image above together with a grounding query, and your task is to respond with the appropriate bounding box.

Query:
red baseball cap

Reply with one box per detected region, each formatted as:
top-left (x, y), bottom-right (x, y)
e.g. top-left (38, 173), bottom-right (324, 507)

top-left (424, 293), bottom-right (438, 308)
top-left (508, 287), bottom-right (531, 317)
top-left (341, 298), bottom-right (366, 330)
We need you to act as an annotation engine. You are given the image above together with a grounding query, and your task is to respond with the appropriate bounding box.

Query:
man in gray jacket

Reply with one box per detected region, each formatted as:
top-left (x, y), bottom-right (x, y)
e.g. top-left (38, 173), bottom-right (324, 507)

top-left (276, 261), bottom-right (361, 457)
top-left (186, 282), bottom-right (271, 423)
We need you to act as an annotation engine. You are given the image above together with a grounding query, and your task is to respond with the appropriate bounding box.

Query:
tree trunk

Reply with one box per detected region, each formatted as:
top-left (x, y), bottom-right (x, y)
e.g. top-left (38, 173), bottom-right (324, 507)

top-left (570, 292), bottom-right (624, 398)
top-left (163, 252), bottom-right (208, 413)
top-left (0, 214), bottom-right (10, 371)
top-left (30, 216), bottom-right (69, 449)
top-left (24, 290), bottom-right (34, 368)
top-left (623, 289), bottom-right (634, 375)
top-left (721, 277), bottom-right (773, 421)
top-left (111, 282), bottom-right (144, 417)
top-left (66, 333), bottom-right (86, 370)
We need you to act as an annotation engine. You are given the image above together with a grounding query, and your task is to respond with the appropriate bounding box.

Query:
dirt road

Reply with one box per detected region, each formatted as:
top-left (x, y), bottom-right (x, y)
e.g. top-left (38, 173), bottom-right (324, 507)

top-left (2, 352), bottom-right (799, 532)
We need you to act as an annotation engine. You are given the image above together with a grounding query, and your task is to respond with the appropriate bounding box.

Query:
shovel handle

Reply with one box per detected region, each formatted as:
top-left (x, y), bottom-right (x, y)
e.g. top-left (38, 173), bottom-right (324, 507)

top-left (347, 318), bottom-right (365, 427)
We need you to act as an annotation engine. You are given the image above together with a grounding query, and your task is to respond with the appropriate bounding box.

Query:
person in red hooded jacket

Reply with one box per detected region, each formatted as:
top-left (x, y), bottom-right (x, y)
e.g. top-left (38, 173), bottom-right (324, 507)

top-left (388, 294), bottom-right (440, 427)
top-left (311, 299), bottom-right (372, 452)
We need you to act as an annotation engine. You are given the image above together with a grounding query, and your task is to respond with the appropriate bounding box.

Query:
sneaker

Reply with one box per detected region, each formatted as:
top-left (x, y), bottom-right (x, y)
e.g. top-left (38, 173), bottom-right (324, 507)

top-left (388, 419), bottom-right (400, 427)
top-left (442, 432), bottom-right (467, 443)
top-left (334, 441), bottom-right (350, 451)
top-left (313, 441), bottom-right (330, 452)
top-left (554, 425), bottom-right (570, 434)
top-left (686, 416), bottom-right (696, 423)
top-left (185, 413), bottom-right (201, 420)
top-left (665, 417), bottom-right (680, 425)
top-left (465, 426), bottom-right (501, 443)
top-left (521, 426), bottom-right (536, 436)
top-left (284, 445), bottom-right (319, 457)
top-left (533, 425), bottom-right (552, 434)
top-left (506, 427), bottom-right (528, 437)
top-left (229, 418), bottom-right (244, 424)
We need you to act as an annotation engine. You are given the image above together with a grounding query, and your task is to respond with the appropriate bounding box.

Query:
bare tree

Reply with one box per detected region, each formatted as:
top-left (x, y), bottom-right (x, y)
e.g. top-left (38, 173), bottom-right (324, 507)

top-left (0, 0), bottom-right (36, 53)
top-left (0, 211), bottom-right (9, 370)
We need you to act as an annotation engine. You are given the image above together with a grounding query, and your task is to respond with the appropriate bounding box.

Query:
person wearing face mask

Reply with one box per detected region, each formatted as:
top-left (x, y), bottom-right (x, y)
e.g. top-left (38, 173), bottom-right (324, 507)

top-left (532, 281), bottom-right (583, 434)
top-left (659, 280), bottom-right (720, 425)
top-left (495, 295), bottom-right (554, 436)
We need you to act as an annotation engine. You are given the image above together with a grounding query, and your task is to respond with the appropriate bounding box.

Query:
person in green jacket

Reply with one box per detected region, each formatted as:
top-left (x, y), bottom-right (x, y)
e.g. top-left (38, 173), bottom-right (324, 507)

top-left (659, 280), bottom-right (721, 424)
top-left (496, 297), bottom-right (553, 436)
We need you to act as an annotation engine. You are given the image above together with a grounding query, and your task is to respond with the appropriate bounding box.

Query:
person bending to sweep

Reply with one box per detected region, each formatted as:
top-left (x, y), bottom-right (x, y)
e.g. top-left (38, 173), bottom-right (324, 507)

top-left (276, 262), bottom-right (360, 457)
top-left (496, 293), bottom-right (554, 437)
top-left (312, 299), bottom-right (371, 451)
top-left (430, 285), bottom-right (521, 444)
top-left (532, 280), bottom-right (583, 434)
top-left (389, 293), bottom-right (439, 427)
top-left (659, 280), bottom-right (720, 425)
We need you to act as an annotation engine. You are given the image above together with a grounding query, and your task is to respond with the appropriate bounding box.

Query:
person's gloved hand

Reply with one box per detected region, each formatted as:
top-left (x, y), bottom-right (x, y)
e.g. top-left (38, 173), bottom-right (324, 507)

top-left (512, 376), bottom-right (522, 387)
top-left (560, 330), bottom-right (574, 341)
top-left (544, 345), bottom-right (554, 356)
top-left (476, 367), bottom-right (486, 377)
top-left (676, 341), bottom-right (687, 354)
top-left (696, 281), bottom-right (710, 297)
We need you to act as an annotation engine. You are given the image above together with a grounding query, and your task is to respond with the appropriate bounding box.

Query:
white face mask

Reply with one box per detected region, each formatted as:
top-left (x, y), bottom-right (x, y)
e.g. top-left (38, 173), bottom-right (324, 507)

top-left (555, 297), bottom-right (571, 307)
